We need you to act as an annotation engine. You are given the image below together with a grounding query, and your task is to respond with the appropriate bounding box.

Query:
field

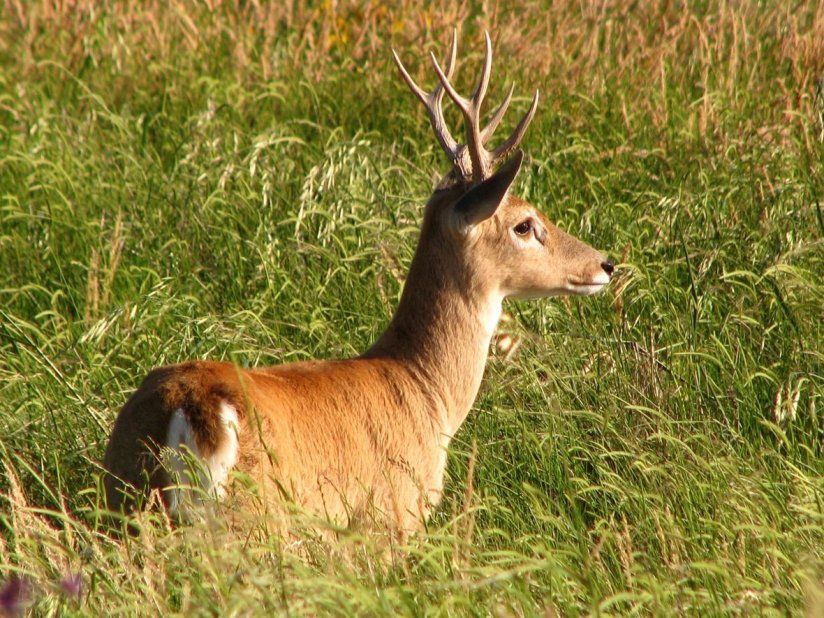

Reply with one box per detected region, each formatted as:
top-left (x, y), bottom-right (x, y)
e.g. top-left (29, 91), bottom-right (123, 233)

top-left (1, 1), bottom-right (822, 615)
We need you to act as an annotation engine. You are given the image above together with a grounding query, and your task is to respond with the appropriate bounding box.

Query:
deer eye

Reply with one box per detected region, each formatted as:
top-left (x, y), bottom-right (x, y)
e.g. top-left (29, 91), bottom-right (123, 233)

top-left (514, 220), bottom-right (532, 236)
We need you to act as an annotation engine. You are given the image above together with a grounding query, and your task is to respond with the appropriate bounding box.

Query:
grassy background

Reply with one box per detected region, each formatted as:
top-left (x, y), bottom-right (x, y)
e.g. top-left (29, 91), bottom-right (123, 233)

top-left (1, 0), bottom-right (822, 614)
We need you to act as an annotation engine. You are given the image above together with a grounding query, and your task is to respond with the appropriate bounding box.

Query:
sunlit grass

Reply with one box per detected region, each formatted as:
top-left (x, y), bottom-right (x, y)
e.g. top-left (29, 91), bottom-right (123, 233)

top-left (1, 1), bottom-right (822, 615)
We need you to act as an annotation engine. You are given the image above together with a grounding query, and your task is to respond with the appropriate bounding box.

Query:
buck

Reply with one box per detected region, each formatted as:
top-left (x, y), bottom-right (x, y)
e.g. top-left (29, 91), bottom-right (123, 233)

top-left (103, 32), bottom-right (614, 538)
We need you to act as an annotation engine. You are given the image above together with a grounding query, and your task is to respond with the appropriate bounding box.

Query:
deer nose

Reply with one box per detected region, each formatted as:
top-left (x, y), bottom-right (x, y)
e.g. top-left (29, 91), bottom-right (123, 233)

top-left (601, 259), bottom-right (615, 277)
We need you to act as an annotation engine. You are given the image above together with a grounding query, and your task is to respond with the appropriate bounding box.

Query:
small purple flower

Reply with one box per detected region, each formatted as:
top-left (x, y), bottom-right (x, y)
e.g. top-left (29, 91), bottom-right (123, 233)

top-left (0, 575), bottom-right (30, 617)
top-left (59, 573), bottom-right (83, 601)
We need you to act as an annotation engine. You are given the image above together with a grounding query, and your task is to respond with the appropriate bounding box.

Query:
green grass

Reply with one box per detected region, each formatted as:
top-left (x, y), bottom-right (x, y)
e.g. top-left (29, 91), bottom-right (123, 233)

top-left (1, 1), bottom-right (822, 615)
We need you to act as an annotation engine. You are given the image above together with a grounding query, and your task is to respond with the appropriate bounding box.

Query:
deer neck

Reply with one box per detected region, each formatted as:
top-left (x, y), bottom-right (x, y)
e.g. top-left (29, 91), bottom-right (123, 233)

top-left (364, 231), bottom-right (501, 437)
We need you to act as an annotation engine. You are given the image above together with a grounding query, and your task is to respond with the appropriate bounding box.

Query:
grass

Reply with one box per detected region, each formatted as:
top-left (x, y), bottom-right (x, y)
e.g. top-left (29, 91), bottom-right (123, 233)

top-left (0, 0), bottom-right (822, 614)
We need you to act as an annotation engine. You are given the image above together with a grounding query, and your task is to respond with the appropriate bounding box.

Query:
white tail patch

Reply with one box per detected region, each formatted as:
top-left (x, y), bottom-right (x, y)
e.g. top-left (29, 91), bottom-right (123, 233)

top-left (165, 403), bottom-right (240, 515)
top-left (210, 402), bottom-right (240, 496)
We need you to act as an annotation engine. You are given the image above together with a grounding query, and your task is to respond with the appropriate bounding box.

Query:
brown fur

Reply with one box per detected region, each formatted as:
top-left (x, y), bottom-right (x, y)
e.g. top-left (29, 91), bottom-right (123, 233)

top-left (103, 186), bottom-right (610, 535)
top-left (103, 362), bottom-right (247, 512)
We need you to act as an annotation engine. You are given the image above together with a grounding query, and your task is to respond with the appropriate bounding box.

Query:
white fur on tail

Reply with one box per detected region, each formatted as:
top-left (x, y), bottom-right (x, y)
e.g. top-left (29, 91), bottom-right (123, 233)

top-left (165, 402), bottom-right (240, 514)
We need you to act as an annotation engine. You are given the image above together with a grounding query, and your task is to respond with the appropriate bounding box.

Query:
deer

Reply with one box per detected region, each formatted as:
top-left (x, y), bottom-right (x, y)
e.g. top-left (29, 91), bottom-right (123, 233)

top-left (103, 31), bottom-right (614, 540)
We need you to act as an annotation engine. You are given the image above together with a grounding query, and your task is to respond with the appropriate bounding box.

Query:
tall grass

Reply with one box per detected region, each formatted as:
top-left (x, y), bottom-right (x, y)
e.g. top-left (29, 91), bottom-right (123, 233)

top-left (1, 1), bottom-right (822, 614)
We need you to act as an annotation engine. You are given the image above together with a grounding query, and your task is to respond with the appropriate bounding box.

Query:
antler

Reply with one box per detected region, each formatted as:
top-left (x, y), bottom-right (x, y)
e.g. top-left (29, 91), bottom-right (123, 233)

top-left (392, 30), bottom-right (539, 184)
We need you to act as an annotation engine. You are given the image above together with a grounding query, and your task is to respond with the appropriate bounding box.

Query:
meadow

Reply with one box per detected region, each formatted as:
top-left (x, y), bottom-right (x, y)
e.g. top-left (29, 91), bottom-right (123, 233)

top-left (0, 1), bottom-right (822, 615)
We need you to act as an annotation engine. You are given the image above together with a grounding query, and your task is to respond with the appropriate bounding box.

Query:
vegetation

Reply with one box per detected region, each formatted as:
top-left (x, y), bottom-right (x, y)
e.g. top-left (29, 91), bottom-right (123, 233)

top-left (1, 1), bottom-right (822, 614)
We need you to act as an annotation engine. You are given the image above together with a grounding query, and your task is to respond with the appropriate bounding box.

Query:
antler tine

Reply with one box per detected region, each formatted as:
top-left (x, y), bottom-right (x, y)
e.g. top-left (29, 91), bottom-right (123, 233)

top-left (430, 36), bottom-right (492, 182)
top-left (393, 43), bottom-right (461, 160)
top-left (463, 32), bottom-right (494, 180)
top-left (429, 51), bottom-right (469, 112)
top-left (444, 28), bottom-right (458, 82)
top-left (429, 45), bottom-right (490, 182)
top-left (492, 89), bottom-right (540, 165)
top-left (480, 82), bottom-right (515, 143)
top-left (472, 32), bottom-right (493, 110)
top-left (427, 29), bottom-right (459, 151)
top-left (391, 49), bottom-right (428, 105)
top-left (395, 30), bottom-right (538, 184)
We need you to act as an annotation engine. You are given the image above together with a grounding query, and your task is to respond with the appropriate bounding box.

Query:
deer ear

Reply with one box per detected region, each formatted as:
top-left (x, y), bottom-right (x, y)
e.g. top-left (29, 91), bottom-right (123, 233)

top-left (454, 150), bottom-right (524, 228)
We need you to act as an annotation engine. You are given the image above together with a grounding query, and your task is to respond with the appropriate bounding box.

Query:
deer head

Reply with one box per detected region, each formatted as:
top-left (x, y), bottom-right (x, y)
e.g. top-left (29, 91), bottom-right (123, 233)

top-left (393, 31), bottom-right (613, 303)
